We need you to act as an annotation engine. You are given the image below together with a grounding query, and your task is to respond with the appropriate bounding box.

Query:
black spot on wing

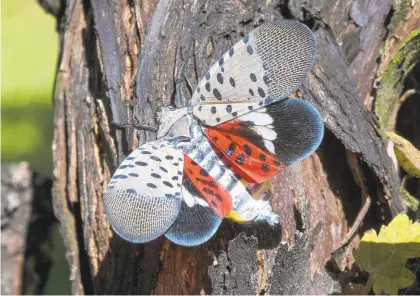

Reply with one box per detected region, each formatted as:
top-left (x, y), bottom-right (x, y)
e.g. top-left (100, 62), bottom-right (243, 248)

top-left (163, 181), bottom-right (173, 188)
top-left (166, 155), bottom-right (174, 160)
top-left (196, 177), bottom-right (208, 185)
top-left (147, 183), bottom-right (157, 188)
top-left (217, 73), bottom-right (224, 84)
top-left (225, 142), bottom-right (236, 157)
top-left (150, 156), bottom-right (161, 162)
top-left (236, 153), bottom-right (245, 165)
top-left (200, 169), bottom-right (209, 177)
top-left (247, 45), bottom-right (254, 54)
top-left (261, 163), bottom-right (269, 172)
top-left (213, 88), bottom-right (222, 101)
top-left (229, 77), bottom-right (236, 87)
top-left (151, 173), bottom-right (161, 179)
top-left (203, 187), bottom-right (214, 196)
top-left (229, 47), bottom-right (234, 56)
top-left (243, 144), bottom-right (252, 156)
top-left (113, 174), bottom-right (128, 179)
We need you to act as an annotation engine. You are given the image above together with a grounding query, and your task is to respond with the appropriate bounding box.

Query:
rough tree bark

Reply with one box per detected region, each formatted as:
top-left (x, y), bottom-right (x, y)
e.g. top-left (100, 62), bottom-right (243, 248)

top-left (43, 0), bottom-right (411, 294)
top-left (1, 163), bottom-right (56, 295)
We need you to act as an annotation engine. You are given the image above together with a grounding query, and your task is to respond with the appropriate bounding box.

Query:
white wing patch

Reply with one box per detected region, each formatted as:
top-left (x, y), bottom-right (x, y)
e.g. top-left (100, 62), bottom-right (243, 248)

top-left (192, 20), bottom-right (316, 126)
top-left (240, 112), bottom-right (273, 125)
top-left (254, 126), bottom-right (277, 140)
top-left (181, 184), bottom-right (195, 207)
top-left (104, 140), bottom-right (185, 243)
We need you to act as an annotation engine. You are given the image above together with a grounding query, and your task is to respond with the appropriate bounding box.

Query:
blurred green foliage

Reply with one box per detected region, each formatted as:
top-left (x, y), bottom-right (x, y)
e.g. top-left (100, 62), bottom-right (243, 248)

top-left (2, 1), bottom-right (71, 294)
top-left (2, 0), bottom-right (58, 177)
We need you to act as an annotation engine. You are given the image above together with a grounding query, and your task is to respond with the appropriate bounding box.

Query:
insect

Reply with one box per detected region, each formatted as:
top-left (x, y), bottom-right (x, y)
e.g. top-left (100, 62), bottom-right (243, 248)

top-left (104, 20), bottom-right (324, 246)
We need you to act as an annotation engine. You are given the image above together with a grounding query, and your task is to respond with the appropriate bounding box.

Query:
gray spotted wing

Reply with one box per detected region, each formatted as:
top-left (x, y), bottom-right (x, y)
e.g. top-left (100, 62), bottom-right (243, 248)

top-left (192, 20), bottom-right (316, 126)
top-left (104, 140), bottom-right (184, 243)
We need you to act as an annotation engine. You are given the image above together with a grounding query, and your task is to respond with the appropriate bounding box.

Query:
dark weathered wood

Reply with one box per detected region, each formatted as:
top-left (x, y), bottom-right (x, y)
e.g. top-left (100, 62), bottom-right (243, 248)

top-left (46, 0), bottom-right (407, 294)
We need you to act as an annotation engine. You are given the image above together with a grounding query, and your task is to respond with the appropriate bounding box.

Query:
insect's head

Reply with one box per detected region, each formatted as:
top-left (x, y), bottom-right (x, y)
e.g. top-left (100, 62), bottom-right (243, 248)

top-left (155, 105), bottom-right (189, 139)
top-left (155, 105), bottom-right (174, 124)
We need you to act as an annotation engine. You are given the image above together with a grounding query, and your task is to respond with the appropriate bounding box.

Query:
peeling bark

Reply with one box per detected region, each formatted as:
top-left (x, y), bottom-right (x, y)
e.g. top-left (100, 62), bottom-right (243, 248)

top-left (45, 0), bottom-right (406, 294)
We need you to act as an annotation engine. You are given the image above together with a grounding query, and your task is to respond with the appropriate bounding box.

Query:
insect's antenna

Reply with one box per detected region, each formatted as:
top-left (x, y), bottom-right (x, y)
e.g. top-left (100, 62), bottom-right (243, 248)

top-left (111, 122), bottom-right (158, 133)
top-left (175, 60), bottom-right (186, 109)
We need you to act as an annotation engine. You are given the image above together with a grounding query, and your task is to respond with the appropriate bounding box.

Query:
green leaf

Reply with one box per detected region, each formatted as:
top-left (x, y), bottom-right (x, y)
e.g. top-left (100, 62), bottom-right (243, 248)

top-left (372, 266), bottom-right (416, 295)
top-left (388, 132), bottom-right (420, 178)
top-left (353, 214), bottom-right (420, 294)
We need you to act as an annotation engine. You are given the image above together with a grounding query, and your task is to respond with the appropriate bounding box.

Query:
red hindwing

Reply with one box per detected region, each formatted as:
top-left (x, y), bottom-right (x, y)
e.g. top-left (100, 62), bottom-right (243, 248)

top-left (203, 120), bottom-right (284, 183)
top-left (183, 154), bottom-right (232, 218)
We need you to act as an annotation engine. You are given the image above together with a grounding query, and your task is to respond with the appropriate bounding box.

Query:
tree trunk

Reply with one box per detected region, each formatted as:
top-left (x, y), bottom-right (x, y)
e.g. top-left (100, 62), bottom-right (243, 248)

top-left (44, 0), bottom-right (412, 294)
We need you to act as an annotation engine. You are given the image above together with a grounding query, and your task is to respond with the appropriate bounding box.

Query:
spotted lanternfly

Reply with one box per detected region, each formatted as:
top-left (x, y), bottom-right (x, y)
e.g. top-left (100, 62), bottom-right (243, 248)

top-left (104, 20), bottom-right (324, 246)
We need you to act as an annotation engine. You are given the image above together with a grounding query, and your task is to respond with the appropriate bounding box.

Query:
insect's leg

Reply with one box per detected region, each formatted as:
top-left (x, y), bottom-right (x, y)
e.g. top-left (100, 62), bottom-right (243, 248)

top-left (111, 122), bottom-right (158, 133)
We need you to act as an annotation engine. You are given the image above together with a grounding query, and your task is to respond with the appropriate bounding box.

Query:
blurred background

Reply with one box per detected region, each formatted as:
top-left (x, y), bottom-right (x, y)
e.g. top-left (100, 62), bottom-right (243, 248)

top-left (2, 0), bottom-right (71, 294)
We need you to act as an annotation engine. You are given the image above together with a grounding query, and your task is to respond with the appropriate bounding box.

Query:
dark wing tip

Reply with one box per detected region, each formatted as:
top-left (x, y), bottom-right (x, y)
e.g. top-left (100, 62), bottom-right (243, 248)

top-left (164, 199), bottom-right (222, 247)
top-left (269, 98), bottom-right (324, 165)
top-left (254, 20), bottom-right (316, 99)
